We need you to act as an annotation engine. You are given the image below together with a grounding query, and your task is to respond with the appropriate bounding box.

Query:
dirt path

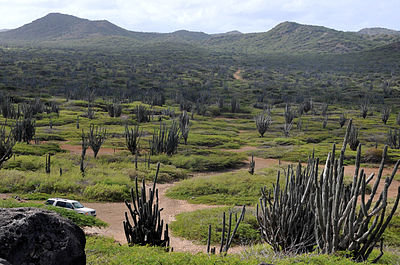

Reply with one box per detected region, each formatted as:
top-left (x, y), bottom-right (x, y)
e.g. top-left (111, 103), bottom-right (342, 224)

top-left (233, 69), bottom-right (243, 80)
top-left (84, 147), bottom-right (399, 253)
top-left (60, 142), bottom-right (120, 156)
top-left (84, 181), bottom-right (244, 253)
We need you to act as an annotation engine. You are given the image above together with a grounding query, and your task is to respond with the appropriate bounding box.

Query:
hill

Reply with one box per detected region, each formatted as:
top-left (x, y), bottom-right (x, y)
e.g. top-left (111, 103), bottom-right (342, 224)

top-left (0, 13), bottom-right (141, 41)
top-left (1, 13), bottom-right (399, 55)
top-left (359, 27), bottom-right (400, 36)
top-left (203, 22), bottom-right (386, 54)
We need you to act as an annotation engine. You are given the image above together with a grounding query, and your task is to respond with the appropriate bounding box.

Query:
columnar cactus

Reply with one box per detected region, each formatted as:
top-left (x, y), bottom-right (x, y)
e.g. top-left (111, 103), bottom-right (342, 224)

top-left (123, 163), bottom-right (170, 249)
top-left (179, 111), bottom-right (190, 145)
top-left (0, 125), bottom-right (15, 168)
top-left (125, 125), bottom-right (141, 155)
top-left (254, 113), bottom-right (272, 137)
top-left (45, 154), bottom-right (51, 174)
top-left (87, 124), bottom-right (107, 158)
top-left (257, 159), bottom-right (318, 253)
top-left (257, 120), bottom-right (400, 262)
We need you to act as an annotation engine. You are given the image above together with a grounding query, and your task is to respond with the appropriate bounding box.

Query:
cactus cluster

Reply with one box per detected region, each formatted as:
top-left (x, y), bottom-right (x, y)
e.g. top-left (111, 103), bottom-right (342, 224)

top-left (206, 206), bottom-right (246, 255)
top-left (257, 160), bottom-right (317, 253)
top-left (12, 118), bottom-right (36, 143)
top-left (0, 125), bottom-right (15, 168)
top-left (149, 122), bottom-right (180, 155)
top-left (257, 120), bottom-right (400, 262)
top-left (135, 105), bottom-right (151, 123)
top-left (123, 163), bottom-right (170, 249)
top-left (125, 125), bottom-right (141, 155)
top-left (179, 111), bottom-right (190, 145)
top-left (87, 124), bottom-right (107, 158)
top-left (254, 113), bottom-right (272, 138)
top-left (107, 103), bottom-right (122, 117)
top-left (387, 128), bottom-right (400, 149)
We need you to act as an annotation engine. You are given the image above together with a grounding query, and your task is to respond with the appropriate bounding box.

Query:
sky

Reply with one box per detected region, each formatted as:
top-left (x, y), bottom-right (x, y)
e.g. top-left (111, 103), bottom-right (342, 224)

top-left (0, 0), bottom-right (399, 34)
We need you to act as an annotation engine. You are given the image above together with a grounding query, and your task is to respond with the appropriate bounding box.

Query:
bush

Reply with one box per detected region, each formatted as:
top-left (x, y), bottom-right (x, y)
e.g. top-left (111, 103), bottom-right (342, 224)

top-left (83, 183), bottom-right (130, 202)
top-left (363, 148), bottom-right (383, 163)
top-left (3, 159), bottom-right (41, 171)
top-left (170, 207), bottom-right (260, 246)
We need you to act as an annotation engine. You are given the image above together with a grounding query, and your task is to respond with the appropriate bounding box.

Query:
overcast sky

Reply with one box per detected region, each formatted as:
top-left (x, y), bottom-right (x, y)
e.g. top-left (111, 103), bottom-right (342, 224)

top-left (0, 0), bottom-right (399, 33)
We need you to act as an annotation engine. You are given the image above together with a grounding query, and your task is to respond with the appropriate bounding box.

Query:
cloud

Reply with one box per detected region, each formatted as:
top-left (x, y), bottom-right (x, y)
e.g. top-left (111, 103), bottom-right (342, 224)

top-left (0, 0), bottom-right (398, 33)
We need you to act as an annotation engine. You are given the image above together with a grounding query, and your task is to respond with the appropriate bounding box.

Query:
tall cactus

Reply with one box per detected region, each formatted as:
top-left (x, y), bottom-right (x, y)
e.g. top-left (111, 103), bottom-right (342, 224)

top-left (179, 111), bottom-right (190, 145)
top-left (313, 120), bottom-right (400, 262)
top-left (257, 159), bottom-right (318, 253)
top-left (125, 125), bottom-right (141, 155)
top-left (123, 163), bottom-right (170, 249)
top-left (381, 106), bottom-right (391, 124)
top-left (284, 104), bottom-right (295, 124)
top-left (45, 154), bottom-right (51, 174)
top-left (0, 125), bottom-right (15, 168)
top-left (339, 113), bottom-right (347, 128)
top-left (206, 206), bottom-right (246, 255)
top-left (387, 128), bottom-right (400, 149)
top-left (257, 120), bottom-right (400, 262)
top-left (149, 122), bottom-right (180, 155)
top-left (254, 113), bottom-right (272, 137)
top-left (80, 130), bottom-right (89, 175)
top-left (361, 101), bottom-right (369, 119)
top-left (87, 124), bottom-right (107, 158)
top-left (348, 122), bottom-right (359, 151)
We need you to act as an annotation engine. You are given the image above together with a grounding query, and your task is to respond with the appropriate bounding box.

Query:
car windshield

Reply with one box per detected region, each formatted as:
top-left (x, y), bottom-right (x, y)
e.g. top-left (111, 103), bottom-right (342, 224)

top-left (72, 202), bottom-right (84, 208)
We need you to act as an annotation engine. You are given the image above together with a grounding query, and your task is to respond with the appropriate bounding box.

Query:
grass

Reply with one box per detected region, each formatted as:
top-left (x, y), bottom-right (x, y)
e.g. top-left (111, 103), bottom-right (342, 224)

top-left (170, 207), bottom-right (260, 246)
top-left (85, 236), bottom-right (400, 265)
top-left (0, 152), bottom-right (187, 202)
top-left (0, 198), bottom-right (107, 228)
top-left (166, 168), bottom-right (280, 205)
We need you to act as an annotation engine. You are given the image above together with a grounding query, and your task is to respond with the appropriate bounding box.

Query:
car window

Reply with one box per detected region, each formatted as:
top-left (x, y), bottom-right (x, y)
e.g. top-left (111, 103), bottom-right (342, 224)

top-left (55, 201), bottom-right (66, 208)
top-left (72, 202), bottom-right (84, 209)
top-left (45, 200), bottom-right (54, 205)
top-left (65, 203), bottom-right (73, 209)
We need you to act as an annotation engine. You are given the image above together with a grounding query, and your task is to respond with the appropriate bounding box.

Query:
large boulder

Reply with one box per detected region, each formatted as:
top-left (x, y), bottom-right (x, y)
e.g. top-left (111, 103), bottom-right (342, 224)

top-left (0, 207), bottom-right (86, 265)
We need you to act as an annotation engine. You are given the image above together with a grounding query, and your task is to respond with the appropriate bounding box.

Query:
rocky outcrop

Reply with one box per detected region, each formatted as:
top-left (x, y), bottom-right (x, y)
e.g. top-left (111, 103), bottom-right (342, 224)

top-left (0, 207), bottom-right (85, 265)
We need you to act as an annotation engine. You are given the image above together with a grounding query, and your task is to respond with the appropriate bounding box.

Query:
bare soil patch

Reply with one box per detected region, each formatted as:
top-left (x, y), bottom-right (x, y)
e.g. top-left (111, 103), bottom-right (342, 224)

top-left (233, 69), bottom-right (243, 80)
top-left (60, 142), bottom-right (120, 156)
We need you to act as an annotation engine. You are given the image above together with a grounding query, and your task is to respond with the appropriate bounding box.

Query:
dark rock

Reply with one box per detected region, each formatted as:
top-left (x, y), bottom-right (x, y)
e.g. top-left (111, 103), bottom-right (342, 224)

top-left (0, 207), bottom-right (86, 265)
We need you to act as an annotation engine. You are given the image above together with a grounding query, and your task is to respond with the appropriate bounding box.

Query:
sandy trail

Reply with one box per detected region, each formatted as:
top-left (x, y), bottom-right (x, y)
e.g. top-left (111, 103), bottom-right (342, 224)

top-left (39, 138), bottom-right (400, 252)
top-left (233, 69), bottom-right (243, 80)
top-left (84, 181), bottom-right (244, 253)
top-left (84, 148), bottom-right (399, 253)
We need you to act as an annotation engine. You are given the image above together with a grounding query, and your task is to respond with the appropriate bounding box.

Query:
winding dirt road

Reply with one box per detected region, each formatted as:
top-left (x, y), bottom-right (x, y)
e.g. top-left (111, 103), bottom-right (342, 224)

top-left (84, 181), bottom-right (246, 253)
top-left (61, 137), bottom-right (400, 253)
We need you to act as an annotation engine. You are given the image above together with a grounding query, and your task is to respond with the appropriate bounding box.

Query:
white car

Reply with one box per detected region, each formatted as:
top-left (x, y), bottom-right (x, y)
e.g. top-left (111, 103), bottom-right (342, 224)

top-left (45, 198), bottom-right (96, 216)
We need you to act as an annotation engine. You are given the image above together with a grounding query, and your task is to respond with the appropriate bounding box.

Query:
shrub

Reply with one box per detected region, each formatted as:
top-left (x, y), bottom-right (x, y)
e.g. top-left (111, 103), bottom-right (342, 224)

top-left (83, 183), bottom-right (130, 202)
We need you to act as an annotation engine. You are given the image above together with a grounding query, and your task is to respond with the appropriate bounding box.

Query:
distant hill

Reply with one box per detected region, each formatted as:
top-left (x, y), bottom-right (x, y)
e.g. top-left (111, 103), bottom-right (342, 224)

top-left (203, 21), bottom-right (386, 54)
top-left (358, 27), bottom-right (400, 36)
top-left (211, 30), bottom-right (242, 37)
top-left (1, 13), bottom-right (399, 55)
top-left (0, 13), bottom-right (140, 41)
top-left (0, 29), bottom-right (9, 32)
